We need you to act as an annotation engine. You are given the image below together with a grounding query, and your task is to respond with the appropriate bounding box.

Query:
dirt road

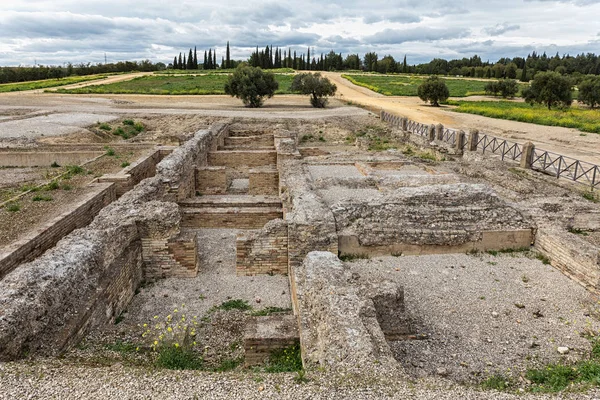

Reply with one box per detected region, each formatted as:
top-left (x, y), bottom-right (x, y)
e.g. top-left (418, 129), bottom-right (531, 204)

top-left (325, 72), bottom-right (600, 164)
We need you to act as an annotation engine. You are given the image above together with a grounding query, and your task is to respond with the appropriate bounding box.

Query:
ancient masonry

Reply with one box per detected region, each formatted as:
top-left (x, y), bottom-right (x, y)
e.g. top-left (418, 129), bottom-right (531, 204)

top-left (1, 120), bottom-right (597, 372)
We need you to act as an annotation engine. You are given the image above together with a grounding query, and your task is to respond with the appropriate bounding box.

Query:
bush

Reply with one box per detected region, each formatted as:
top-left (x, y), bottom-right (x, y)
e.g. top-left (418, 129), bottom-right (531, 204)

top-left (523, 71), bottom-right (572, 109)
top-left (156, 346), bottom-right (203, 370)
top-left (224, 65), bottom-right (278, 107)
top-left (290, 73), bottom-right (337, 108)
top-left (417, 76), bottom-right (449, 106)
top-left (578, 76), bottom-right (600, 108)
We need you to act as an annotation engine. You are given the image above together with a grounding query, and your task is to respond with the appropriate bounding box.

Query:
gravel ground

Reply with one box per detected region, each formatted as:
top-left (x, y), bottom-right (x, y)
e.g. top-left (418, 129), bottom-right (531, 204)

top-left (2, 361), bottom-right (600, 399)
top-left (347, 253), bottom-right (600, 385)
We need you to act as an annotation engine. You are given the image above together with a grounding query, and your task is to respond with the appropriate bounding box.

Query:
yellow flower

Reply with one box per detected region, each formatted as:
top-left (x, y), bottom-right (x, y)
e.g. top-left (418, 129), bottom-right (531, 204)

top-left (154, 340), bottom-right (158, 345)
top-left (143, 323), bottom-right (147, 328)
top-left (174, 343), bottom-right (179, 348)
top-left (153, 316), bottom-right (158, 319)
top-left (167, 327), bottom-right (173, 332)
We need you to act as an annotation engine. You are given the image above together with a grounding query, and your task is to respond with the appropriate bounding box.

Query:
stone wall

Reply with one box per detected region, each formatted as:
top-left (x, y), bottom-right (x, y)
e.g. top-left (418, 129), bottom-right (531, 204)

top-left (244, 314), bottom-right (299, 366)
top-left (236, 219), bottom-right (288, 276)
top-left (225, 135), bottom-right (274, 148)
top-left (181, 207), bottom-right (283, 229)
top-left (0, 182), bottom-right (117, 279)
top-left (196, 166), bottom-right (228, 194)
top-left (248, 167), bottom-right (279, 195)
top-left (142, 232), bottom-right (197, 280)
top-left (0, 124), bottom-right (227, 360)
top-left (535, 228), bottom-right (600, 292)
top-left (0, 151), bottom-right (103, 167)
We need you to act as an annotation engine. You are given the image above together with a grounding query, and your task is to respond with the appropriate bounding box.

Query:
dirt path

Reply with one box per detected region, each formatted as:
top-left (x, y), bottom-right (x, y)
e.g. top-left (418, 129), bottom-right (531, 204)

top-left (325, 72), bottom-right (600, 164)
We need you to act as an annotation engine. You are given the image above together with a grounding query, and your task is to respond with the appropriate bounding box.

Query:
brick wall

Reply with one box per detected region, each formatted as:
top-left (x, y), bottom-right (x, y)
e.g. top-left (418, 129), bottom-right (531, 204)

top-left (181, 208), bottom-right (283, 229)
top-left (142, 233), bottom-right (198, 280)
top-left (225, 135), bottom-right (274, 148)
top-left (236, 219), bottom-right (288, 276)
top-left (0, 183), bottom-right (117, 279)
top-left (248, 167), bottom-right (279, 195)
top-left (535, 228), bottom-right (600, 292)
top-left (196, 167), bottom-right (228, 194)
top-left (208, 150), bottom-right (277, 168)
top-left (244, 315), bottom-right (299, 367)
top-left (98, 149), bottom-right (167, 197)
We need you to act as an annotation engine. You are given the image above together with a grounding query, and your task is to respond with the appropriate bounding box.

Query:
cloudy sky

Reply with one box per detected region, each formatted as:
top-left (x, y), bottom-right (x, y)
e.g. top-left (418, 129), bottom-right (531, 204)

top-left (1, 0), bottom-right (599, 67)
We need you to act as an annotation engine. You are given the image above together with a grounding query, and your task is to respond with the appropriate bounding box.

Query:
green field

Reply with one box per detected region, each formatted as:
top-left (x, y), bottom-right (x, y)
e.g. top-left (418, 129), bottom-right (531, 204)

top-left (448, 100), bottom-right (600, 134)
top-left (343, 74), bottom-right (507, 97)
top-left (55, 74), bottom-right (295, 95)
top-left (0, 75), bottom-right (108, 93)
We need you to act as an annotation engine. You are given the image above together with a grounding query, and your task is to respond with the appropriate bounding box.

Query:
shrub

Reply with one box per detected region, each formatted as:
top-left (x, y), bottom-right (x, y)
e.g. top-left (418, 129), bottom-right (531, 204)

top-left (105, 147), bottom-right (116, 156)
top-left (5, 203), bottom-right (20, 212)
top-left (156, 346), bottom-right (203, 370)
top-left (485, 79), bottom-right (519, 98)
top-left (98, 122), bottom-right (111, 131)
top-left (123, 119), bottom-right (135, 125)
top-left (50, 161), bottom-right (60, 168)
top-left (523, 71), bottom-right (572, 109)
top-left (224, 65), bottom-right (278, 107)
top-left (32, 194), bottom-right (52, 201)
top-left (290, 73), bottom-right (337, 108)
top-left (417, 76), bottom-right (449, 106)
top-left (45, 181), bottom-right (59, 190)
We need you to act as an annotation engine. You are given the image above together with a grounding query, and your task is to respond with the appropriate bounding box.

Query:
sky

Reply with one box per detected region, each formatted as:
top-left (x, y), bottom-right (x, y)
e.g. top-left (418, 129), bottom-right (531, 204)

top-left (0, 0), bottom-right (599, 67)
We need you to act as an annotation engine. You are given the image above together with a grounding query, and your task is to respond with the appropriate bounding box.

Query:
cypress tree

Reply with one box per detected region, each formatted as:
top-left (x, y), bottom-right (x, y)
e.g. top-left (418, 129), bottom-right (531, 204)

top-left (203, 51), bottom-right (207, 69)
top-left (173, 56), bottom-right (178, 69)
top-left (188, 49), bottom-right (193, 69)
top-left (213, 50), bottom-right (216, 69)
top-left (226, 41), bottom-right (231, 69)
top-left (520, 67), bottom-right (528, 82)
top-left (293, 51), bottom-right (297, 70)
top-left (255, 46), bottom-right (259, 67)
top-left (307, 48), bottom-right (310, 70)
top-left (178, 53), bottom-right (183, 70)
top-left (208, 49), bottom-right (212, 69)
top-left (194, 47), bottom-right (198, 69)
top-left (402, 55), bottom-right (407, 73)
top-left (183, 54), bottom-right (187, 70)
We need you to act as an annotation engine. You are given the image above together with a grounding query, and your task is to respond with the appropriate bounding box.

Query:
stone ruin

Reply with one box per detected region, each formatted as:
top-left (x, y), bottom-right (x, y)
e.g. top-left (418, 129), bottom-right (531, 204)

top-left (0, 121), bottom-right (538, 375)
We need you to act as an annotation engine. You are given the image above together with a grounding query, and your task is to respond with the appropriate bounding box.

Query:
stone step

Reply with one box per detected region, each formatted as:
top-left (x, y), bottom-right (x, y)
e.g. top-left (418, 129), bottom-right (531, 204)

top-left (179, 195), bottom-right (282, 209)
top-left (181, 206), bottom-right (283, 229)
top-left (220, 145), bottom-right (274, 151)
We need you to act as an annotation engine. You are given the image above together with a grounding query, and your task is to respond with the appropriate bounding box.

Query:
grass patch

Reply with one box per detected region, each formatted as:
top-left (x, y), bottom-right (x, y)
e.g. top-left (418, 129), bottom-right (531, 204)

top-left (56, 74), bottom-right (295, 95)
top-left (66, 165), bottom-right (85, 175)
top-left (45, 181), bottom-right (59, 191)
top-left (105, 147), bottom-right (116, 156)
top-left (121, 162), bottom-right (131, 168)
top-left (264, 343), bottom-right (303, 373)
top-left (5, 202), bottom-right (20, 212)
top-left (105, 340), bottom-right (137, 354)
top-left (339, 253), bottom-right (370, 262)
top-left (50, 161), bottom-right (60, 168)
top-left (213, 357), bottom-right (243, 372)
top-left (568, 227), bottom-right (589, 236)
top-left (583, 191), bottom-right (599, 203)
top-left (32, 194), bottom-right (52, 202)
top-left (250, 307), bottom-right (292, 316)
top-left (448, 100), bottom-right (600, 134)
top-left (217, 299), bottom-right (252, 312)
top-left (0, 75), bottom-right (106, 93)
top-left (536, 253), bottom-right (551, 265)
top-left (98, 122), bottom-right (111, 131)
top-left (155, 346), bottom-right (203, 370)
top-left (482, 374), bottom-right (512, 391)
top-left (342, 74), bottom-right (497, 97)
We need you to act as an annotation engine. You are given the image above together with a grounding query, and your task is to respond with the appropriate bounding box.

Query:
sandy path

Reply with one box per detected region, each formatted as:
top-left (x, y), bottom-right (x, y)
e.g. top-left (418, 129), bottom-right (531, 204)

top-left (325, 72), bottom-right (600, 164)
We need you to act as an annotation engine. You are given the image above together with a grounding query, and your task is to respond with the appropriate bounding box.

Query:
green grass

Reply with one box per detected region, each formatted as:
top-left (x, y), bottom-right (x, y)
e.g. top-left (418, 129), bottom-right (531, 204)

top-left (32, 194), bottom-right (52, 202)
top-left (0, 75), bottom-right (107, 93)
top-left (217, 299), bottom-right (252, 311)
top-left (250, 307), bottom-right (292, 316)
top-left (264, 343), bottom-right (303, 373)
top-left (56, 74), bottom-right (295, 95)
top-left (213, 357), bottom-right (243, 372)
top-left (343, 74), bottom-right (495, 97)
top-left (5, 202), bottom-right (20, 212)
top-left (447, 100), bottom-right (600, 134)
top-left (155, 346), bottom-right (203, 370)
top-left (482, 374), bottom-right (511, 391)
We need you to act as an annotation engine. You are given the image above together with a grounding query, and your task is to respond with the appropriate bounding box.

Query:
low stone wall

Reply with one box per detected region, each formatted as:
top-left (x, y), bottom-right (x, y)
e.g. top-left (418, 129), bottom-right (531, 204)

top-left (236, 219), bottom-right (288, 276)
top-left (0, 182), bottom-right (117, 279)
top-left (181, 207), bottom-right (283, 229)
top-left (142, 232), bottom-right (197, 280)
top-left (535, 228), bottom-right (600, 292)
top-left (248, 167), bottom-right (279, 195)
top-left (0, 151), bottom-right (104, 167)
top-left (208, 150), bottom-right (277, 168)
top-left (292, 252), bottom-right (404, 374)
top-left (225, 135), bottom-right (274, 148)
top-left (244, 314), bottom-right (299, 366)
top-left (196, 166), bottom-right (228, 194)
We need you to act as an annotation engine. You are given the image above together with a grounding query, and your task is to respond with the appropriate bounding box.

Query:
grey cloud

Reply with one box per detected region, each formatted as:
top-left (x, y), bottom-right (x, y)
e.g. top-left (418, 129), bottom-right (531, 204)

top-left (484, 23), bottom-right (520, 36)
top-left (365, 27), bottom-right (471, 45)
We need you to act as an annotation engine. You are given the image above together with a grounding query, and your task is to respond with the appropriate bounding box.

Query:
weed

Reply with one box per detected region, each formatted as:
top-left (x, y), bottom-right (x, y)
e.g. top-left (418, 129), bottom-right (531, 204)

top-left (536, 253), bottom-right (551, 265)
top-left (416, 151), bottom-right (438, 161)
top-left (402, 146), bottom-right (415, 156)
top-left (123, 119), bottom-right (135, 126)
top-left (50, 161), bottom-right (60, 168)
top-left (121, 162), bottom-right (131, 168)
top-left (61, 184), bottom-right (72, 191)
top-left (105, 340), bottom-right (136, 354)
top-left (251, 307), bottom-right (292, 317)
top-left (133, 122), bottom-right (145, 132)
top-left (583, 191), bottom-right (598, 203)
top-left (391, 251), bottom-right (403, 257)
top-left (482, 374), bottom-right (511, 391)
top-left (99, 122), bottom-right (111, 131)
top-left (264, 343), bottom-right (303, 373)
top-left (480, 296), bottom-right (486, 300)
top-left (156, 346), bottom-right (203, 370)
top-left (294, 369), bottom-right (309, 383)
top-left (45, 181), bottom-right (59, 191)
top-left (105, 147), bottom-right (116, 156)
top-left (66, 165), bottom-right (85, 175)
top-left (522, 275), bottom-right (530, 283)
top-left (568, 227), bottom-right (589, 236)
top-left (486, 250), bottom-right (499, 256)
top-left (339, 253), bottom-right (370, 262)
top-left (5, 202), bottom-right (20, 212)
top-left (214, 358), bottom-right (242, 372)
top-left (318, 136), bottom-right (326, 142)
top-left (114, 311), bottom-right (126, 324)
top-left (300, 134), bottom-right (315, 143)
top-left (20, 184), bottom-right (39, 192)
top-left (218, 299), bottom-right (252, 311)
top-left (32, 194), bottom-right (52, 202)
top-left (526, 364), bottom-right (577, 392)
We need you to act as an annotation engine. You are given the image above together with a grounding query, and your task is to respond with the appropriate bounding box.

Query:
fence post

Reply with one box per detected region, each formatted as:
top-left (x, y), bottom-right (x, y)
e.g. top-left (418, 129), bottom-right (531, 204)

top-left (456, 130), bottom-right (466, 153)
top-left (520, 141), bottom-right (535, 169)
top-left (435, 124), bottom-right (444, 140)
top-left (428, 125), bottom-right (436, 141)
top-left (468, 129), bottom-right (479, 151)
top-left (380, 110), bottom-right (386, 121)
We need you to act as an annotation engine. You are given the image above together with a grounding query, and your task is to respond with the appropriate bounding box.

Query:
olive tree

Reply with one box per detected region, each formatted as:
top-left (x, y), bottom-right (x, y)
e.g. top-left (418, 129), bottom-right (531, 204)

top-left (417, 76), bottom-right (449, 106)
top-left (522, 71), bottom-right (572, 109)
top-left (484, 79), bottom-right (519, 98)
top-left (290, 73), bottom-right (337, 108)
top-left (224, 65), bottom-right (278, 107)
top-left (578, 76), bottom-right (600, 108)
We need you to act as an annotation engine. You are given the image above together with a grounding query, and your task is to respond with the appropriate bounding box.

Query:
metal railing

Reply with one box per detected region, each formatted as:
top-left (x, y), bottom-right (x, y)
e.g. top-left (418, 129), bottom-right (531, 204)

top-left (380, 110), bottom-right (599, 189)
